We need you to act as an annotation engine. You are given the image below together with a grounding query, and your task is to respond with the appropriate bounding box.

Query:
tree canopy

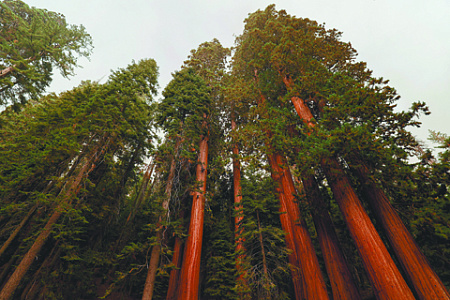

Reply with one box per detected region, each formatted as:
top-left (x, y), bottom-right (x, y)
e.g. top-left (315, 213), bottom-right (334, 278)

top-left (0, 0), bottom-right (92, 106)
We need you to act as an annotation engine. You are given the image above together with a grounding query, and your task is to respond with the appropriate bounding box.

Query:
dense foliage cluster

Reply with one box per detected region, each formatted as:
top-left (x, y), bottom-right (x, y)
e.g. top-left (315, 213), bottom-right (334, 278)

top-left (0, 2), bottom-right (448, 300)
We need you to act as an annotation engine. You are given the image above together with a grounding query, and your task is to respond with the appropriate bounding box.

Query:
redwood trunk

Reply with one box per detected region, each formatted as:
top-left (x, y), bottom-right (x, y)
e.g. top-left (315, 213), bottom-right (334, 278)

top-left (255, 81), bottom-right (328, 299)
top-left (283, 82), bottom-right (415, 299)
top-left (231, 116), bottom-right (248, 291)
top-left (142, 139), bottom-right (181, 300)
top-left (353, 161), bottom-right (450, 300)
top-left (269, 157), bottom-right (303, 300)
top-left (177, 133), bottom-right (209, 300)
top-left (269, 153), bottom-right (328, 299)
top-left (166, 236), bottom-right (183, 300)
top-left (302, 175), bottom-right (361, 300)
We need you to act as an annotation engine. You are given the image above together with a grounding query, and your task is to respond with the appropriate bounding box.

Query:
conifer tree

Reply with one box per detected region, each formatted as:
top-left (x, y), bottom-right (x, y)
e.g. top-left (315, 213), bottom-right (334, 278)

top-left (0, 59), bottom-right (158, 299)
top-left (0, 0), bottom-right (92, 106)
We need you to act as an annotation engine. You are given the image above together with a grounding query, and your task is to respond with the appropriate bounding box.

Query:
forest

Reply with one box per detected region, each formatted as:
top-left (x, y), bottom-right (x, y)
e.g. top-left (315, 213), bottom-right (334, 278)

top-left (0, 1), bottom-right (449, 299)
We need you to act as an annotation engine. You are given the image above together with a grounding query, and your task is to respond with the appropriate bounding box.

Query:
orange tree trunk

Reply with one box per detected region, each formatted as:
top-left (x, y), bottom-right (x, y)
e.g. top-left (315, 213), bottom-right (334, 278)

top-left (231, 116), bottom-right (248, 292)
top-left (177, 133), bottom-right (209, 300)
top-left (283, 83), bottom-right (415, 299)
top-left (142, 138), bottom-right (181, 300)
top-left (352, 160), bottom-right (450, 300)
top-left (267, 153), bottom-right (303, 300)
top-left (268, 151), bottom-right (329, 300)
top-left (302, 175), bottom-right (361, 300)
top-left (255, 82), bottom-right (328, 299)
top-left (0, 144), bottom-right (103, 300)
top-left (166, 235), bottom-right (184, 300)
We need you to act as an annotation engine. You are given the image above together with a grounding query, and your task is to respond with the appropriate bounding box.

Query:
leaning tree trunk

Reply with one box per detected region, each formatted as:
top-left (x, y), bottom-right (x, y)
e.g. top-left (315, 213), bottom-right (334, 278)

top-left (0, 204), bottom-right (37, 259)
top-left (254, 78), bottom-right (328, 299)
top-left (281, 75), bottom-right (415, 299)
top-left (302, 175), bottom-right (361, 300)
top-left (142, 138), bottom-right (182, 300)
top-left (287, 124), bottom-right (360, 300)
top-left (268, 153), bottom-right (303, 300)
top-left (270, 152), bottom-right (330, 300)
top-left (0, 141), bottom-right (106, 300)
top-left (351, 159), bottom-right (450, 300)
top-left (166, 232), bottom-right (184, 300)
top-left (177, 129), bottom-right (209, 300)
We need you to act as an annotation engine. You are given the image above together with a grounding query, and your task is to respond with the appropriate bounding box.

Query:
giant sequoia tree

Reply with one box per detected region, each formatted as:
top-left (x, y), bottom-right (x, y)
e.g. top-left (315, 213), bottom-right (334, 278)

top-left (231, 5), bottom-right (448, 300)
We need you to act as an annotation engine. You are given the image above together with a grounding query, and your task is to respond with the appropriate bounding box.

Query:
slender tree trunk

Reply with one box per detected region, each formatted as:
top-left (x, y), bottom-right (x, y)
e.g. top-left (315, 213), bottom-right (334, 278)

top-left (177, 131), bottom-right (209, 300)
top-left (302, 175), bottom-right (361, 300)
top-left (166, 235), bottom-right (184, 300)
top-left (142, 139), bottom-right (182, 300)
top-left (0, 142), bottom-right (105, 300)
top-left (256, 210), bottom-right (271, 295)
top-left (0, 204), bottom-right (37, 259)
top-left (351, 159), bottom-right (450, 300)
top-left (281, 77), bottom-right (415, 299)
top-left (231, 115), bottom-right (249, 295)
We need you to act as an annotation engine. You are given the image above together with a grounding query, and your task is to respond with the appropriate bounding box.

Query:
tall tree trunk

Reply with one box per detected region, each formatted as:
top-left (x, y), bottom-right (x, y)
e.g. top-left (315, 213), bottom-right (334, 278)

top-left (142, 138), bottom-right (181, 300)
top-left (351, 159), bottom-right (450, 300)
top-left (256, 209), bottom-right (271, 298)
top-left (287, 124), bottom-right (360, 300)
top-left (0, 142), bottom-right (105, 300)
top-left (253, 76), bottom-right (328, 299)
top-left (0, 204), bottom-right (37, 259)
top-left (166, 235), bottom-right (184, 300)
top-left (281, 76), bottom-right (415, 299)
top-left (269, 152), bottom-right (329, 300)
top-left (231, 115), bottom-right (249, 295)
top-left (269, 163), bottom-right (303, 300)
top-left (302, 175), bottom-right (361, 300)
top-left (177, 130), bottom-right (209, 300)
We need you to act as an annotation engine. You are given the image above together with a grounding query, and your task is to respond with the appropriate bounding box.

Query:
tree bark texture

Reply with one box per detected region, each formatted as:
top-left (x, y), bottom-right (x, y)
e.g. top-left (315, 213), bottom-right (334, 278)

top-left (177, 133), bottom-right (209, 300)
top-left (282, 81), bottom-right (415, 299)
top-left (254, 80), bottom-right (328, 299)
top-left (353, 161), bottom-right (450, 300)
top-left (302, 175), bottom-right (362, 300)
top-left (269, 152), bottom-right (330, 300)
top-left (166, 236), bottom-right (183, 300)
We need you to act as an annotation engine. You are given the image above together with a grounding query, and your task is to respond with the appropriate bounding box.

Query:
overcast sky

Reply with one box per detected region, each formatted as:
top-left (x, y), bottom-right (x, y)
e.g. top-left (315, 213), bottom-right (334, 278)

top-left (25, 0), bottom-right (450, 147)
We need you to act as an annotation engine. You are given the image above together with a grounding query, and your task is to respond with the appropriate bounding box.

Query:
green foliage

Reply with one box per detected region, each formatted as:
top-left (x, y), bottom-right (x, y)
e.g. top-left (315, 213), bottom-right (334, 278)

top-left (0, 0), bottom-right (93, 106)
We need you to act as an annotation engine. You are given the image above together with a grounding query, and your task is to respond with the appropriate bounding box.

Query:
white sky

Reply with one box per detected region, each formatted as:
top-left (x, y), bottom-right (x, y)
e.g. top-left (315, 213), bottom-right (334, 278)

top-left (25, 0), bottom-right (450, 147)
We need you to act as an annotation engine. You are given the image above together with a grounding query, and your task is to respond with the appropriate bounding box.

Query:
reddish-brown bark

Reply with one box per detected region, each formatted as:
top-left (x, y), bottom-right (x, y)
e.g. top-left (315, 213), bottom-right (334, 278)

top-left (166, 236), bottom-right (183, 300)
top-left (270, 152), bottom-right (329, 300)
top-left (267, 153), bottom-right (303, 300)
top-left (353, 161), bottom-right (450, 300)
top-left (282, 78), bottom-right (415, 299)
top-left (302, 175), bottom-right (361, 300)
top-left (254, 77), bottom-right (328, 299)
top-left (177, 132), bottom-right (209, 300)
